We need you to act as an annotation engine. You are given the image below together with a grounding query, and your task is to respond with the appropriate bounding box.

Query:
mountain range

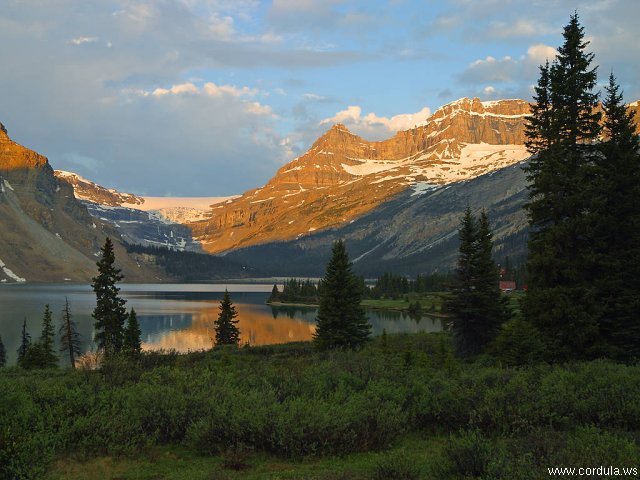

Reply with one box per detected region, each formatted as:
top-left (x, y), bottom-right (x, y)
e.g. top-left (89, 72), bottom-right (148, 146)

top-left (2, 97), bottom-right (639, 281)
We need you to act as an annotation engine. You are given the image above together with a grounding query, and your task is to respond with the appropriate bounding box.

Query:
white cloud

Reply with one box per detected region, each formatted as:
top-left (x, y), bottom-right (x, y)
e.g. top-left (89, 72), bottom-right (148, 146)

top-left (320, 105), bottom-right (432, 139)
top-left (70, 36), bottom-right (98, 45)
top-left (244, 102), bottom-right (273, 116)
top-left (459, 43), bottom-right (557, 85)
top-left (203, 82), bottom-right (258, 97)
top-left (208, 13), bottom-right (235, 39)
top-left (526, 44), bottom-right (557, 64)
top-left (486, 19), bottom-right (555, 39)
top-left (151, 83), bottom-right (199, 96)
top-left (139, 81), bottom-right (259, 99)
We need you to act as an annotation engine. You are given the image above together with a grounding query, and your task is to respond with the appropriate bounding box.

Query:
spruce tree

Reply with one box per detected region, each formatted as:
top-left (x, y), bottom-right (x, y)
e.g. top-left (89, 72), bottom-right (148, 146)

top-left (17, 317), bottom-right (31, 366)
top-left (474, 211), bottom-right (511, 335)
top-left (92, 237), bottom-right (128, 356)
top-left (268, 284), bottom-right (280, 303)
top-left (38, 304), bottom-right (58, 368)
top-left (59, 297), bottom-right (81, 369)
top-left (522, 12), bottom-right (601, 360)
top-left (123, 308), bottom-right (142, 357)
top-left (313, 240), bottom-right (370, 350)
top-left (591, 73), bottom-right (640, 360)
top-left (0, 335), bottom-right (6, 367)
top-left (447, 207), bottom-right (478, 357)
top-left (448, 208), bottom-right (509, 357)
top-left (214, 290), bottom-right (240, 346)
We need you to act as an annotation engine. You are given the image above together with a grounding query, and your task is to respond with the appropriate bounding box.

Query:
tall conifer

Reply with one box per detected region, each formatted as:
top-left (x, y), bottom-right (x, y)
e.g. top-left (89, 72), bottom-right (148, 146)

top-left (448, 208), bottom-right (509, 357)
top-left (214, 290), bottom-right (240, 346)
top-left (313, 240), bottom-right (370, 350)
top-left (59, 297), bottom-right (81, 368)
top-left (0, 335), bottom-right (6, 367)
top-left (39, 304), bottom-right (58, 368)
top-left (123, 308), bottom-right (142, 357)
top-left (523, 13), bottom-right (601, 360)
top-left (17, 318), bottom-right (31, 366)
top-left (92, 237), bottom-right (128, 356)
top-left (591, 73), bottom-right (640, 359)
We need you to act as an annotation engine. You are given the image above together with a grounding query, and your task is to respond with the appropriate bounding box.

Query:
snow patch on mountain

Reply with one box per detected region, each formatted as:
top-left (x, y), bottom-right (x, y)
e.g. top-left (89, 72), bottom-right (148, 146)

top-left (0, 257), bottom-right (26, 282)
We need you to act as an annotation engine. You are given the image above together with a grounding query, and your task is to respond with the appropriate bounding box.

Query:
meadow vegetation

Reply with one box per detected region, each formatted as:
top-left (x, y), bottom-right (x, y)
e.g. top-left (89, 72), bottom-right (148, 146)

top-left (2, 333), bottom-right (639, 479)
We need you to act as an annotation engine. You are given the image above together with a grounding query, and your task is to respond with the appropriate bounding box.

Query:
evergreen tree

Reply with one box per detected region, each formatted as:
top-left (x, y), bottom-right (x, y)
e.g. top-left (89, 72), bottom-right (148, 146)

top-left (92, 237), bottom-right (128, 356)
top-left (17, 317), bottom-right (31, 366)
top-left (38, 304), bottom-right (58, 368)
top-left (591, 73), bottom-right (640, 360)
top-left (474, 211), bottom-right (511, 330)
top-left (123, 308), bottom-right (142, 357)
top-left (214, 290), bottom-right (240, 346)
top-left (313, 240), bottom-right (371, 350)
top-left (447, 208), bottom-right (509, 357)
top-left (0, 335), bottom-right (6, 367)
top-left (447, 207), bottom-right (477, 356)
top-left (522, 13), bottom-right (602, 360)
top-left (59, 297), bottom-right (81, 369)
top-left (267, 284), bottom-right (280, 303)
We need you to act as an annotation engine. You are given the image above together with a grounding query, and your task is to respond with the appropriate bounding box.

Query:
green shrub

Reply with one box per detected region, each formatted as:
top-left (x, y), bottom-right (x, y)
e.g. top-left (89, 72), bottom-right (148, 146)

top-left (432, 429), bottom-right (498, 478)
top-left (372, 451), bottom-right (420, 480)
top-left (488, 318), bottom-right (546, 366)
top-left (0, 379), bottom-right (53, 479)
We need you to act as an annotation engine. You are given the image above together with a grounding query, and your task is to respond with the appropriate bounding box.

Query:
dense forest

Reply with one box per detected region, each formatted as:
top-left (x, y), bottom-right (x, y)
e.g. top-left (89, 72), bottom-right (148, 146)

top-left (124, 243), bottom-right (259, 281)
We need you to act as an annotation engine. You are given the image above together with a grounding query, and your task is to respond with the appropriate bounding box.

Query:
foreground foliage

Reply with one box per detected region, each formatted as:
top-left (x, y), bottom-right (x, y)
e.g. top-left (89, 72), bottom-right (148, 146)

top-left (1, 333), bottom-right (639, 479)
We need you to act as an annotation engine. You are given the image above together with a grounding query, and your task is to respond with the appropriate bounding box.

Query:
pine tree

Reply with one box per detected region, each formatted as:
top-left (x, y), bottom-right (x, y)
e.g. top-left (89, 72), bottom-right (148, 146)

top-left (123, 308), bottom-right (142, 357)
top-left (268, 284), bottom-right (280, 303)
top-left (313, 240), bottom-right (370, 350)
top-left (214, 290), bottom-right (240, 346)
top-left (522, 13), bottom-right (602, 360)
top-left (17, 317), bottom-right (31, 366)
top-left (0, 335), bottom-right (6, 367)
top-left (59, 297), bottom-right (81, 369)
top-left (474, 211), bottom-right (511, 335)
top-left (447, 208), bottom-right (509, 357)
top-left (591, 73), bottom-right (640, 360)
top-left (38, 304), bottom-right (58, 368)
top-left (92, 237), bottom-right (128, 356)
top-left (524, 61), bottom-right (554, 155)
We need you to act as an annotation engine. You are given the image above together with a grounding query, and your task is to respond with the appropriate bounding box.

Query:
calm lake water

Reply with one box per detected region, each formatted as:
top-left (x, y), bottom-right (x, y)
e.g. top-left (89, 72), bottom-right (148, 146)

top-left (0, 283), bottom-right (444, 365)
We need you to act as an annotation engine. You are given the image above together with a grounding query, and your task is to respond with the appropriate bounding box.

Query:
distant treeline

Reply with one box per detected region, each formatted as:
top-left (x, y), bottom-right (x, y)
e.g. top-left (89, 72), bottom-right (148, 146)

top-left (124, 243), bottom-right (256, 281)
top-left (269, 271), bottom-right (468, 305)
top-left (268, 278), bottom-right (320, 303)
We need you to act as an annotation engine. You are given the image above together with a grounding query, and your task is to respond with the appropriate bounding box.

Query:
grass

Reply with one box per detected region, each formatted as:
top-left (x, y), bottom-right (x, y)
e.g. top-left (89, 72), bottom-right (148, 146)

top-left (362, 293), bottom-right (448, 315)
top-left (46, 434), bottom-right (442, 480)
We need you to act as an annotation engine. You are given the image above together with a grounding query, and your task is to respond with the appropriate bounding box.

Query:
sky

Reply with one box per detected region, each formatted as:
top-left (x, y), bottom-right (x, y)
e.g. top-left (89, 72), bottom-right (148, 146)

top-left (1, 0), bottom-right (639, 196)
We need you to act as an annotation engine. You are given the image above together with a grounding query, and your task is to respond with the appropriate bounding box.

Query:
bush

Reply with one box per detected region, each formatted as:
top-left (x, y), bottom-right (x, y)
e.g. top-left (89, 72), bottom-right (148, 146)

top-left (432, 429), bottom-right (498, 479)
top-left (489, 319), bottom-right (545, 366)
top-left (372, 451), bottom-right (420, 480)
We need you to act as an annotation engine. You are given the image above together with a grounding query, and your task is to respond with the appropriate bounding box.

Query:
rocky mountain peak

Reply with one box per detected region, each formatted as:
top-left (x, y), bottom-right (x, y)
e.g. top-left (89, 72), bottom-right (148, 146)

top-left (190, 98), bottom-right (537, 253)
top-left (0, 122), bottom-right (50, 173)
top-left (54, 170), bottom-right (145, 207)
top-left (428, 97), bottom-right (531, 124)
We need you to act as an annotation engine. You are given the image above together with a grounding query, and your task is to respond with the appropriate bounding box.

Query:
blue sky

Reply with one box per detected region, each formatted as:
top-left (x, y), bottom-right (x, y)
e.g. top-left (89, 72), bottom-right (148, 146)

top-left (1, 0), bottom-right (638, 195)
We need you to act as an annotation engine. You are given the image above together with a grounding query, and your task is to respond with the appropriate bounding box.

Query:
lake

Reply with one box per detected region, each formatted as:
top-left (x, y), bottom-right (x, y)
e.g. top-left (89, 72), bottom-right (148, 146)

top-left (0, 283), bottom-right (444, 365)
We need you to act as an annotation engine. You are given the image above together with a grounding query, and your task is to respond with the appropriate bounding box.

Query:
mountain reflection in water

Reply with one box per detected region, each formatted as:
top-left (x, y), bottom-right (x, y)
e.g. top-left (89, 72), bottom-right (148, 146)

top-left (140, 303), bottom-right (317, 351)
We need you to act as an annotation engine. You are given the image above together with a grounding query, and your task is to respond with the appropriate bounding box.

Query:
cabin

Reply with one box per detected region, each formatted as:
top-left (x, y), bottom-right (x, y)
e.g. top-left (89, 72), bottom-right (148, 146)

top-left (499, 280), bottom-right (516, 292)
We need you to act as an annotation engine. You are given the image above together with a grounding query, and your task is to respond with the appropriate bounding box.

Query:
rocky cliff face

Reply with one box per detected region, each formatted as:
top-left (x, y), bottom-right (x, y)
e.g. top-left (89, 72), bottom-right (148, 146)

top-left (54, 170), bottom-right (145, 206)
top-left (0, 123), bottom-right (166, 282)
top-left (190, 98), bottom-right (532, 253)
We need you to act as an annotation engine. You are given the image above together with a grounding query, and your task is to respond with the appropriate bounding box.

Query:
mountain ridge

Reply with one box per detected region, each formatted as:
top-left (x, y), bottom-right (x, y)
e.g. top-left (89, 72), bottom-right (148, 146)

top-left (189, 97), bottom-right (534, 253)
top-left (0, 123), bottom-right (168, 283)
